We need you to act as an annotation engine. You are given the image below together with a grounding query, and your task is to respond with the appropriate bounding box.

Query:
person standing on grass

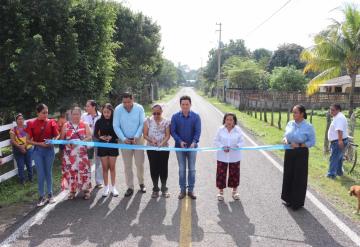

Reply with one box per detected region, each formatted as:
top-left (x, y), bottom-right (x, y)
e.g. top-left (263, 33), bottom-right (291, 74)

top-left (113, 92), bottom-right (146, 197)
top-left (10, 113), bottom-right (33, 185)
top-left (282, 104), bottom-right (315, 210)
top-left (214, 113), bottom-right (244, 201)
top-left (61, 107), bottom-right (92, 200)
top-left (81, 100), bottom-right (103, 189)
top-left (327, 103), bottom-right (348, 179)
top-left (171, 95), bottom-right (201, 200)
top-left (26, 104), bottom-right (60, 207)
top-left (94, 103), bottom-right (119, 197)
top-left (143, 104), bottom-right (171, 198)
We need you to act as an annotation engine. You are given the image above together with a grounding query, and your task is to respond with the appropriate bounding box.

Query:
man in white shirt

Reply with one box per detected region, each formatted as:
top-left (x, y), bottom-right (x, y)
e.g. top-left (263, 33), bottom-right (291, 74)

top-left (327, 103), bottom-right (348, 179)
top-left (81, 100), bottom-right (103, 188)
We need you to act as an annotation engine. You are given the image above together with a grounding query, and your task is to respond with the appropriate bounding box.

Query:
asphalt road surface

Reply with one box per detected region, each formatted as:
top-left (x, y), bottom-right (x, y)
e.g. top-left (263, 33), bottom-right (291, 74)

top-left (2, 87), bottom-right (360, 247)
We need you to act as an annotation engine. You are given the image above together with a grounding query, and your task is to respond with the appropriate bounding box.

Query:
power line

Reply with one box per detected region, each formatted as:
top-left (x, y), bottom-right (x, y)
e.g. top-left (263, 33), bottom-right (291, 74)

top-left (246, 0), bottom-right (293, 37)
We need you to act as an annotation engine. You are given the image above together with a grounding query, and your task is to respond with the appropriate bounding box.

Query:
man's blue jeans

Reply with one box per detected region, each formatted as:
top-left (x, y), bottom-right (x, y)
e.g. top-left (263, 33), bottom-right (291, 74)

top-left (328, 139), bottom-right (348, 177)
top-left (176, 151), bottom-right (197, 192)
top-left (32, 146), bottom-right (55, 197)
top-left (13, 147), bottom-right (33, 183)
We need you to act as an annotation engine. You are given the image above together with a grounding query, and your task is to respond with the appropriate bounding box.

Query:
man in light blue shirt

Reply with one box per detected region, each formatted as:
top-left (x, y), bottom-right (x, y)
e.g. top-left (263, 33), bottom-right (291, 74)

top-left (113, 92), bottom-right (146, 197)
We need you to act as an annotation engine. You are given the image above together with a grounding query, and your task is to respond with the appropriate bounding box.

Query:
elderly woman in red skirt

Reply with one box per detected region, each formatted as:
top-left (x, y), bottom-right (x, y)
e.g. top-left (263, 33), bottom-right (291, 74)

top-left (60, 106), bottom-right (92, 200)
top-left (214, 113), bottom-right (244, 201)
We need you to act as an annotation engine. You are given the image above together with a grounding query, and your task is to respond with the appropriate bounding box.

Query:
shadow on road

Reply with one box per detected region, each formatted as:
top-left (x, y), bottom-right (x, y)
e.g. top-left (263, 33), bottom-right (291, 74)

top-left (217, 201), bottom-right (254, 246)
top-left (21, 190), bottom-right (207, 246)
top-left (191, 201), bottom-right (204, 242)
top-left (289, 207), bottom-right (345, 247)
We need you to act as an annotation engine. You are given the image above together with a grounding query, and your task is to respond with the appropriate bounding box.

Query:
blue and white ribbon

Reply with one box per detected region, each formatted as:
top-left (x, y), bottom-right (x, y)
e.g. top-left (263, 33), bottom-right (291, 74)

top-left (47, 140), bottom-right (291, 152)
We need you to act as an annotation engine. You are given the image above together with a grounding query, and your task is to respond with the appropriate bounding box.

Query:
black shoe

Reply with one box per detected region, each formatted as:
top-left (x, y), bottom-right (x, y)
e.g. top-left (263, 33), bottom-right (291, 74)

top-left (178, 191), bottom-right (186, 200)
top-left (139, 184), bottom-right (146, 193)
top-left (187, 192), bottom-right (197, 200)
top-left (124, 188), bottom-right (134, 197)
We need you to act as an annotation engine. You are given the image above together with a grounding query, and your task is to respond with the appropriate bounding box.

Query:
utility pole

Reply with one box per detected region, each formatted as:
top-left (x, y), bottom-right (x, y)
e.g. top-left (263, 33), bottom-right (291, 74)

top-left (216, 22), bottom-right (225, 101)
top-left (216, 22), bottom-right (222, 82)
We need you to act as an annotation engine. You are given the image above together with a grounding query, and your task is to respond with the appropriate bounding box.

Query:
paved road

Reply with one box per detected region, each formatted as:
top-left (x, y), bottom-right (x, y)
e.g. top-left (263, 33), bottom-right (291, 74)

top-left (3, 87), bottom-right (360, 246)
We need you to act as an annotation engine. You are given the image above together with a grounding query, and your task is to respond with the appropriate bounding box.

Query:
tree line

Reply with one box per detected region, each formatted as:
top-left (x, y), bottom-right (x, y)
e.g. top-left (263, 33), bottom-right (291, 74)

top-left (0, 0), bottom-right (182, 124)
top-left (200, 40), bottom-right (310, 95)
top-left (200, 4), bottom-right (360, 115)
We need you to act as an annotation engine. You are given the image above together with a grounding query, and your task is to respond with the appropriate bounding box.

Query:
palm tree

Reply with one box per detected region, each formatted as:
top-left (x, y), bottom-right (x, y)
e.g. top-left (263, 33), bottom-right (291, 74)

top-left (301, 4), bottom-right (360, 116)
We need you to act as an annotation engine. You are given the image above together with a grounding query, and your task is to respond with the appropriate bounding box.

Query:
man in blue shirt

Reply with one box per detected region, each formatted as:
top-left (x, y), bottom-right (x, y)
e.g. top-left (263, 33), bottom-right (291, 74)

top-left (113, 92), bottom-right (146, 197)
top-left (171, 95), bottom-right (201, 199)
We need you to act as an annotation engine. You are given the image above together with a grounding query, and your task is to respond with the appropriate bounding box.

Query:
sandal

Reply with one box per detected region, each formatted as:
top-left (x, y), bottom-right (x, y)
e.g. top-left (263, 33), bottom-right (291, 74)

top-left (83, 190), bottom-right (91, 200)
top-left (217, 191), bottom-right (224, 201)
top-left (68, 192), bottom-right (76, 200)
top-left (232, 191), bottom-right (240, 200)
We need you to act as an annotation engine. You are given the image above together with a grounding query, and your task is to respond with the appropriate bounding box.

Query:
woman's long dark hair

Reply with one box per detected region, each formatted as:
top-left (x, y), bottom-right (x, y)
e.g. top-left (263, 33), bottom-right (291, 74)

top-left (87, 100), bottom-right (99, 115)
top-left (100, 103), bottom-right (114, 121)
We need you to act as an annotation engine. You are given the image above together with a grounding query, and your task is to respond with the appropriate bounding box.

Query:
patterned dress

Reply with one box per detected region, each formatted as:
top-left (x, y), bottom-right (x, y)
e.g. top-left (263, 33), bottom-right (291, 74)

top-left (61, 121), bottom-right (91, 192)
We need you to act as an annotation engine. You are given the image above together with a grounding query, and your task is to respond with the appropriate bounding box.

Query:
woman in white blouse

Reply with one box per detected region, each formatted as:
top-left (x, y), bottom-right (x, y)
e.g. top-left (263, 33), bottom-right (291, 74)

top-left (214, 113), bottom-right (244, 201)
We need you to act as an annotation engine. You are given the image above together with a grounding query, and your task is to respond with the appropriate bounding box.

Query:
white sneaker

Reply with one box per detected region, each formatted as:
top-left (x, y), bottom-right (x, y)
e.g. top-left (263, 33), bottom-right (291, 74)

top-left (112, 187), bottom-right (119, 197)
top-left (102, 186), bottom-right (110, 197)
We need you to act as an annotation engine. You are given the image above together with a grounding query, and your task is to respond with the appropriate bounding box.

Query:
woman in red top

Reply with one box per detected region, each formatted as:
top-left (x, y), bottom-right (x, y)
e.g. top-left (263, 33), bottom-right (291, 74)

top-left (26, 104), bottom-right (60, 207)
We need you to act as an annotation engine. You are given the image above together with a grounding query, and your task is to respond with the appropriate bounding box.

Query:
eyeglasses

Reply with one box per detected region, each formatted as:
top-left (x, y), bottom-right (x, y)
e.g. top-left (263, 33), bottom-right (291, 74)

top-left (41, 111), bottom-right (49, 114)
top-left (152, 112), bottom-right (161, 116)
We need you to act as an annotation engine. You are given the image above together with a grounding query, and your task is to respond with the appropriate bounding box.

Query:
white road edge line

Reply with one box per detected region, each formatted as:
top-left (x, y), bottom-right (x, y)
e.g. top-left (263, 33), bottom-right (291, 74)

top-left (208, 100), bottom-right (360, 246)
top-left (0, 163), bottom-right (96, 247)
top-left (1, 191), bottom-right (67, 247)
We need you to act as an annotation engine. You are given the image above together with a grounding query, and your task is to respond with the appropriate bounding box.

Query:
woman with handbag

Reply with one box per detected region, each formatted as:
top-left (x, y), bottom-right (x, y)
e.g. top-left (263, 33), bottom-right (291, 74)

top-left (26, 104), bottom-right (60, 207)
top-left (60, 106), bottom-right (92, 200)
top-left (10, 113), bottom-right (33, 185)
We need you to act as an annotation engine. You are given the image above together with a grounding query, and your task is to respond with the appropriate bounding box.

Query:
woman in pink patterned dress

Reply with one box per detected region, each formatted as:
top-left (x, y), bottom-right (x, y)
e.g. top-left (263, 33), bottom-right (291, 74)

top-left (60, 106), bottom-right (92, 200)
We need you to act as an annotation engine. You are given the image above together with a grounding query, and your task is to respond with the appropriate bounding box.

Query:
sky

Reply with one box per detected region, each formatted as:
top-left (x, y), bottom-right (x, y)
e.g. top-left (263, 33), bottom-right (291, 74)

top-left (121, 0), bottom-right (350, 70)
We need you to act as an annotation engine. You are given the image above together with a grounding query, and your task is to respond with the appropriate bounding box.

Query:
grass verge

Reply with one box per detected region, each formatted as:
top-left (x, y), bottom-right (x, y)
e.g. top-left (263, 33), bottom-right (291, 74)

top-left (201, 93), bottom-right (360, 222)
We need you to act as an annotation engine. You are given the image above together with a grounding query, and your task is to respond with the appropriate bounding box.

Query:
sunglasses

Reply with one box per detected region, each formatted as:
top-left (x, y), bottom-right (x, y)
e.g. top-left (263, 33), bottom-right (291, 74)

top-left (152, 112), bottom-right (161, 116)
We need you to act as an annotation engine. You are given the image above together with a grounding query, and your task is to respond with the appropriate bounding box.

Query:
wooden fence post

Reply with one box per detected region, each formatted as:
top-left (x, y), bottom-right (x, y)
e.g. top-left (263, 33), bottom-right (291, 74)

top-left (255, 101), bottom-right (258, 119)
top-left (250, 101), bottom-right (253, 117)
top-left (324, 111), bottom-right (331, 154)
top-left (287, 106), bottom-right (290, 123)
top-left (271, 101), bottom-right (274, 126)
top-left (264, 102), bottom-right (268, 123)
top-left (349, 112), bottom-right (356, 137)
top-left (278, 103), bottom-right (282, 129)
top-left (310, 105), bottom-right (314, 124)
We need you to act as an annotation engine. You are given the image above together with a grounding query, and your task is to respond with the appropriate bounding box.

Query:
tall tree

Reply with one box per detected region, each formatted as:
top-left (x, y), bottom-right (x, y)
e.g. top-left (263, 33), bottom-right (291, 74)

top-left (110, 3), bottom-right (162, 104)
top-left (156, 59), bottom-right (178, 89)
top-left (269, 66), bottom-right (307, 92)
top-left (301, 4), bottom-right (360, 115)
top-left (0, 0), bottom-right (117, 121)
top-left (222, 56), bottom-right (269, 89)
top-left (203, 39), bottom-right (250, 90)
top-left (252, 48), bottom-right (272, 69)
top-left (267, 43), bottom-right (305, 72)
